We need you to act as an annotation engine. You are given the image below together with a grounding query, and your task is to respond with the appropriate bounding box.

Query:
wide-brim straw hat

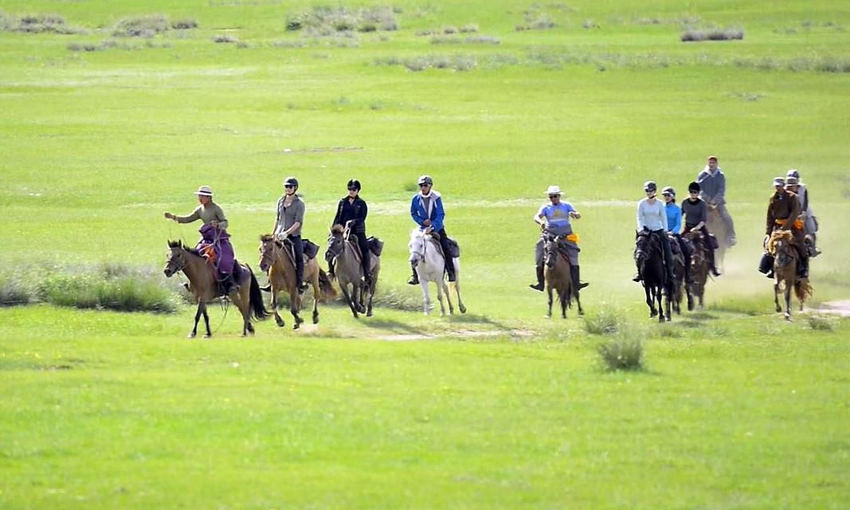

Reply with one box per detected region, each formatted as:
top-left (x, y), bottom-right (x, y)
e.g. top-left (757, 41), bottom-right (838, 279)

top-left (545, 185), bottom-right (562, 195)
top-left (785, 176), bottom-right (799, 186)
top-left (194, 185), bottom-right (213, 197)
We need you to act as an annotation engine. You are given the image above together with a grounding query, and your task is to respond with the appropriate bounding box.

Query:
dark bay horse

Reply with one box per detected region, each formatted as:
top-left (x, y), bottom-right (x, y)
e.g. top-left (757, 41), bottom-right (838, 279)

top-left (635, 230), bottom-right (670, 322)
top-left (164, 240), bottom-right (268, 338)
top-left (768, 230), bottom-right (812, 320)
top-left (326, 224), bottom-right (381, 318)
top-left (684, 230), bottom-right (710, 310)
top-left (543, 233), bottom-right (582, 318)
top-left (669, 235), bottom-right (690, 314)
top-left (259, 235), bottom-right (335, 329)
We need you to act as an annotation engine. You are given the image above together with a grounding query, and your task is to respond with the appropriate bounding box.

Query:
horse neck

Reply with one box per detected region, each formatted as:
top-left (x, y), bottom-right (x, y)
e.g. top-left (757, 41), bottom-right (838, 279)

top-left (273, 245), bottom-right (295, 275)
top-left (181, 249), bottom-right (213, 285)
top-left (424, 237), bottom-right (444, 266)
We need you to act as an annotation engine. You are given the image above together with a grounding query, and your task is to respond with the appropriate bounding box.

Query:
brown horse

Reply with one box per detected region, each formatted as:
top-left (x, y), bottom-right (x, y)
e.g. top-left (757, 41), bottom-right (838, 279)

top-left (258, 235), bottom-right (335, 329)
top-left (684, 231), bottom-right (710, 310)
top-left (767, 230), bottom-right (812, 320)
top-left (669, 235), bottom-right (690, 314)
top-left (706, 206), bottom-right (728, 271)
top-left (325, 225), bottom-right (381, 318)
top-left (164, 240), bottom-right (268, 338)
top-left (543, 233), bottom-right (582, 318)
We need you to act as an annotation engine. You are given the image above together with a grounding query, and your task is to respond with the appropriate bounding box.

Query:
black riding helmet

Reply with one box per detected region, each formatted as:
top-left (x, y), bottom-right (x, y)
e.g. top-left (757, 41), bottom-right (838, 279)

top-left (284, 176), bottom-right (299, 189)
top-left (643, 181), bottom-right (657, 193)
top-left (688, 181), bottom-right (700, 193)
top-left (347, 179), bottom-right (361, 191)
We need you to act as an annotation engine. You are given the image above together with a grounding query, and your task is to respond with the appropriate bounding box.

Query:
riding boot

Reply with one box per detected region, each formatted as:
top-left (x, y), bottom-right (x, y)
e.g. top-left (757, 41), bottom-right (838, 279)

top-left (632, 268), bottom-right (642, 282)
top-left (218, 274), bottom-right (234, 297)
top-left (709, 249), bottom-right (721, 277)
top-left (571, 265), bottom-right (589, 290)
top-left (407, 262), bottom-right (419, 285)
top-left (529, 266), bottom-right (545, 292)
top-left (446, 262), bottom-right (456, 283)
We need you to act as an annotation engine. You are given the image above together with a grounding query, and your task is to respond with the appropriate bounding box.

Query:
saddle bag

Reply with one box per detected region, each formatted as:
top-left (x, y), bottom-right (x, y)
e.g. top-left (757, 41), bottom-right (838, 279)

top-left (367, 236), bottom-right (384, 256)
top-left (668, 236), bottom-right (681, 255)
top-left (302, 239), bottom-right (319, 260)
top-left (707, 233), bottom-right (720, 250)
top-left (446, 237), bottom-right (461, 258)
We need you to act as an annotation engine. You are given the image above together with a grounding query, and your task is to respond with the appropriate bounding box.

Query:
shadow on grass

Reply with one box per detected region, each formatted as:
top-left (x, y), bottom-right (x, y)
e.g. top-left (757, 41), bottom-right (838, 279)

top-left (362, 318), bottom-right (422, 335)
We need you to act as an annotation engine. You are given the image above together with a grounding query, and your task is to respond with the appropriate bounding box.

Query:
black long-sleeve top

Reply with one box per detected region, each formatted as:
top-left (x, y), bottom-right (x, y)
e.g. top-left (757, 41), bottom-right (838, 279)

top-left (332, 196), bottom-right (368, 234)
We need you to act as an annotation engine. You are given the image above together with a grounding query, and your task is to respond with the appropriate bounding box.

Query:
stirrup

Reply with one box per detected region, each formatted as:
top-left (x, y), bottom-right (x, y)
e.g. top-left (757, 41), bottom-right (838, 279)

top-left (297, 282), bottom-right (308, 294)
top-left (632, 274), bottom-right (641, 282)
top-left (577, 281), bottom-right (589, 290)
top-left (529, 282), bottom-right (544, 292)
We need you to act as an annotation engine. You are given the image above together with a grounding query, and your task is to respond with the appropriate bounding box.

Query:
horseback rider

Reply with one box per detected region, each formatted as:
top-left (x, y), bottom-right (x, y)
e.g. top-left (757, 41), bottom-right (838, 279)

top-left (529, 185), bottom-right (589, 292)
top-left (681, 181), bottom-right (721, 277)
top-left (273, 176), bottom-right (309, 294)
top-left (331, 178), bottom-right (372, 285)
top-left (786, 169), bottom-right (821, 257)
top-left (662, 186), bottom-right (692, 284)
top-left (697, 155), bottom-right (737, 247)
top-left (634, 181), bottom-right (675, 285)
top-left (409, 175), bottom-right (456, 285)
top-left (164, 185), bottom-right (236, 295)
top-left (766, 176), bottom-right (809, 278)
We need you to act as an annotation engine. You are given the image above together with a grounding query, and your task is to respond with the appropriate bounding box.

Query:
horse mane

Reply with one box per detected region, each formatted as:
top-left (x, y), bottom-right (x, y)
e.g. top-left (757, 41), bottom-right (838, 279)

top-left (331, 224), bottom-right (345, 235)
top-left (168, 240), bottom-right (202, 256)
top-left (260, 234), bottom-right (274, 242)
top-left (767, 230), bottom-right (794, 255)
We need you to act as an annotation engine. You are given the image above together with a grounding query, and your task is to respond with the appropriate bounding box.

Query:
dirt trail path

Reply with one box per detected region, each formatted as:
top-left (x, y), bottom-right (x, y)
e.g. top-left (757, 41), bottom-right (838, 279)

top-left (817, 300), bottom-right (850, 317)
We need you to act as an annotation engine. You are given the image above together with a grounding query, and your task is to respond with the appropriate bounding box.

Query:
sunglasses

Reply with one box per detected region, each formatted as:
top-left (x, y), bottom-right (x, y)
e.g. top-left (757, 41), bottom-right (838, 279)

top-left (662, 193), bottom-right (672, 197)
top-left (348, 187), bottom-right (358, 191)
top-left (419, 183), bottom-right (430, 187)
top-left (548, 194), bottom-right (559, 199)
top-left (284, 185), bottom-right (295, 189)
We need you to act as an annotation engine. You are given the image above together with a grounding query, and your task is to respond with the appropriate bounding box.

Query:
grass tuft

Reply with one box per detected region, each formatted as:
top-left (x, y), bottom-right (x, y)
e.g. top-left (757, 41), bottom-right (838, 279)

top-left (213, 34), bottom-right (239, 44)
top-left (681, 27), bottom-right (744, 42)
top-left (1, 11), bottom-right (85, 34)
top-left (597, 333), bottom-right (645, 371)
top-left (0, 273), bottom-right (34, 306)
top-left (583, 307), bottom-right (625, 335)
top-left (807, 315), bottom-right (836, 331)
top-left (112, 14), bottom-right (170, 37)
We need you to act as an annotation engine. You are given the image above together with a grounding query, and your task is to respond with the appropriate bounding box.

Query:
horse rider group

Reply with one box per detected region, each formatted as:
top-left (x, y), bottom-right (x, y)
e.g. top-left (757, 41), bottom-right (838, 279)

top-left (163, 154), bottom-right (819, 302)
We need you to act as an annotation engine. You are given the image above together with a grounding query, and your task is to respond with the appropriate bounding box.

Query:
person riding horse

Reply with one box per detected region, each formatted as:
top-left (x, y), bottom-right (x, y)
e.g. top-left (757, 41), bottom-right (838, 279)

top-left (786, 169), bottom-right (821, 257)
top-left (764, 176), bottom-right (809, 278)
top-left (661, 186), bottom-right (692, 284)
top-left (330, 178), bottom-right (372, 286)
top-left (408, 175), bottom-right (456, 285)
top-left (697, 155), bottom-right (737, 247)
top-left (634, 181), bottom-right (674, 285)
top-left (529, 185), bottom-right (589, 292)
top-left (681, 181), bottom-right (721, 277)
top-left (273, 176), bottom-right (308, 294)
top-left (164, 185), bottom-right (236, 295)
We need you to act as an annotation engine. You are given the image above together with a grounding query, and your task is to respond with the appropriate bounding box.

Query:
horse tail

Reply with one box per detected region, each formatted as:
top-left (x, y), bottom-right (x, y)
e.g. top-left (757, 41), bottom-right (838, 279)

top-left (318, 269), bottom-right (337, 301)
top-left (247, 266), bottom-right (270, 320)
top-left (794, 278), bottom-right (813, 302)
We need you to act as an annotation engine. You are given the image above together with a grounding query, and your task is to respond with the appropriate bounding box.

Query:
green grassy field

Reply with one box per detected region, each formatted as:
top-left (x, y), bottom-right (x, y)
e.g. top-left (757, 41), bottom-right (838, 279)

top-left (2, 0), bottom-right (850, 508)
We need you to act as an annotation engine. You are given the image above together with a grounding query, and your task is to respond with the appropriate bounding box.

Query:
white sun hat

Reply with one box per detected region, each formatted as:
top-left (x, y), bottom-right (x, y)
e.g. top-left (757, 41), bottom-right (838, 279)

top-left (545, 185), bottom-right (562, 195)
top-left (194, 185), bottom-right (213, 197)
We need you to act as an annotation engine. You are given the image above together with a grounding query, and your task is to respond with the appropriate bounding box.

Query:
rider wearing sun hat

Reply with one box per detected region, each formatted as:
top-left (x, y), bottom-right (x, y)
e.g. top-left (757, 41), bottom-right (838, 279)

top-left (409, 175), bottom-right (455, 285)
top-left (273, 176), bottom-right (308, 293)
top-left (529, 185), bottom-right (588, 292)
top-left (164, 185), bottom-right (235, 294)
top-left (785, 169), bottom-right (820, 257)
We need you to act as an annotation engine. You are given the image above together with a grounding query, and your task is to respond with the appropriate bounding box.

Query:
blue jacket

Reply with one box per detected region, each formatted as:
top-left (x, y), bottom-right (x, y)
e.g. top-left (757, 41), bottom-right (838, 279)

top-left (410, 190), bottom-right (445, 232)
top-left (665, 202), bottom-right (682, 233)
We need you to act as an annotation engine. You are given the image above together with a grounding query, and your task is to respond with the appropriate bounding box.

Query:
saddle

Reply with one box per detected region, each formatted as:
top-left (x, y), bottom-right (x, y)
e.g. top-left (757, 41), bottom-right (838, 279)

top-left (282, 238), bottom-right (319, 265)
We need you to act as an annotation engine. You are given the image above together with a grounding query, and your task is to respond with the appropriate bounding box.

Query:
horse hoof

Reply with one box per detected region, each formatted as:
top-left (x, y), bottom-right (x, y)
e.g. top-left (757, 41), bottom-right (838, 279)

top-left (203, 333), bottom-right (212, 338)
top-left (785, 314), bottom-right (792, 321)
top-left (187, 332), bottom-right (197, 339)
top-left (367, 310), bottom-right (373, 317)
top-left (775, 306), bottom-right (782, 313)
top-left (459, 305), bottom-right (467, 314)
top-left (666, 316), bottom-right (671, 322)
top-left (312, 315), bottom-right (319, 325)
top-left (293, 323), bottom-right (300, 330)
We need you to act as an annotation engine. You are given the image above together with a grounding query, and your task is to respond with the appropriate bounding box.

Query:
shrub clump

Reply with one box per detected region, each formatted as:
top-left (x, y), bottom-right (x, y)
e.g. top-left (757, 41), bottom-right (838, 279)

top-left (583, 307), bottom-right (625, 335)
top-left (465, 35), bottom-right (500, 44)
top-left (681, 27), bottom-right (744, 42)
top-left (39, 273), bottom-right (176, 313)
top-left (598, 334), bottom-right (645, 372)
top-left (213, 34), bottom-right (239, 44)
top-left (0, 11), bottom-right (85, 34)
top-left (0, 273), bottom-right (34, 306)
top-left (375, 54), bottom-right (477, 72)
top-left (286, 5), bottom-right (399, 34)
top-left (459, 23), bottom-right (478, 33)
top-left (807, 315), bottom-right (837, 331)
top-left (516, 8), bottom-right (556, 31)
top-left (112, 14), bottom-right (171, 37)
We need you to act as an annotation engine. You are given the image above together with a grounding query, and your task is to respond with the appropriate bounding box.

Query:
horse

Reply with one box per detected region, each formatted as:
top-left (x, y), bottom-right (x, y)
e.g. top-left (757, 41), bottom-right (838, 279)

top-left (408, 229), bottom-right (466, 316)
top-left (668, 234), bottom-right (691, 314)
top-left (542, 232), bottom-right (582, 318)
top-left (706, 206), bottom-right (728, 271)
top-left (767, 230), bottom-right (812, 320)
top-left (325, 224), bottom-right (381, 318)
top-left (684, 230), bottom-right (710, 310)
top-left (164, 240), bottom-right (268, 338)
top-left (258, 235), bottom-right (335, 329)
top-left (634, 230), bottom-right (670, 322)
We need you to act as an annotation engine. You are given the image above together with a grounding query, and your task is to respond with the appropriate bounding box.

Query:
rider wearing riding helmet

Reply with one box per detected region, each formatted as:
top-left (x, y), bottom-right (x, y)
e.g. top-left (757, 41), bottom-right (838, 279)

top-left (662, 186), bottom-right (692, 284)
top-left (164, 185), bottom-right (235, 294)
top-left (409, 175), bottom-right (455, 285)
top-left (681, 181), bottom-right (721, 277)
top-left (331, 178), bottom-right (372, 285)
top-left (634, 181), bottom-right (675, 285)
top-left (273, 176), bottom-right (308, 293)
top-left (529, 185), bottom-right (589, 292)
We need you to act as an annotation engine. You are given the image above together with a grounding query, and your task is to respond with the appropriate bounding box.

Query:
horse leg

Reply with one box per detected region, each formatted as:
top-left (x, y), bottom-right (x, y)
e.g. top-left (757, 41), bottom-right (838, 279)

top-left (366, 282), bottom-right (375, 318)
top-left (354, 282), bottom-right (366, 315)
top-left (452, 260), bottom-right (466, 314)
top-left (234, 288), bottom-right (250, 337)
top-left (202, 305), bottom-right (212, 338)
top-left (560, 290), bottom-right (567, 319)
top-left (436, 280), bottom-right (447, 316)
top-left (189, 302), bottom-right (203, 338)
top-left (774, 282), bottom-right (782, 313)
top-left (340, 284), bottom-right (359, 319)
top-left (311, 273), bottom-right (320, 325)
top-left (546, 284), bottom-right (553, 318)
top-left (290, 289), bottom-right (303, 329)
top-left (272, 290), bottom-right (285, 327)
top-left (443, 281), bottom-right (455, 315)
top-left (657, 286), bottom-right (665, 323)
top-left (784, 282), bottom-right (792, 321)
top-left (645, 285), bottom-right (656, 318)
top-left (664, 285), bottom-right (672, 322)
top-left (420, 279), bottom-right (431, 315)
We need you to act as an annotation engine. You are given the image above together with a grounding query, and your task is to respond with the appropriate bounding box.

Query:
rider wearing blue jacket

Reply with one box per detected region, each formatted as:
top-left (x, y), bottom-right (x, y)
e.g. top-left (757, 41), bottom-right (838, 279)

top-left (662, 186), bottom-right (692, 284)
top-left (409, 175), bottom-right (455, 284)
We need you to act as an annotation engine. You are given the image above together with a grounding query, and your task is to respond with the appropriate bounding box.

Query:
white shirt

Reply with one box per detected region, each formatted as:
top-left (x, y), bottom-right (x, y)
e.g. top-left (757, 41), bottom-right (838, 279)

top-left (637, 198), bottom-right (668, 231)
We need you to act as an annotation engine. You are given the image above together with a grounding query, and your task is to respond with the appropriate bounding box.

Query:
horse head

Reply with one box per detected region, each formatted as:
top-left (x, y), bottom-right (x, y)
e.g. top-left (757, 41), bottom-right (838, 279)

top-left (409, 229), bottom-right (427, 266)
top-left (634, 230), bottom-right (652, 266)
top-left (326, 225), bottom-right (345, 264)
top-left (769, 231), bottom-right (796, 269)
top-left (542, 232), bottom-right (560, 269)
top-left (164, 240), bottom-right (186, 277)
top-left (258, 234), bottom-right (278, 273)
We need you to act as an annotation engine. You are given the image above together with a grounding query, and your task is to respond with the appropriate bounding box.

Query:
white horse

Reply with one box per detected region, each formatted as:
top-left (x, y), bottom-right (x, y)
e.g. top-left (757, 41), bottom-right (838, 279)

top-left (408, 229), bottom-right (466, 316)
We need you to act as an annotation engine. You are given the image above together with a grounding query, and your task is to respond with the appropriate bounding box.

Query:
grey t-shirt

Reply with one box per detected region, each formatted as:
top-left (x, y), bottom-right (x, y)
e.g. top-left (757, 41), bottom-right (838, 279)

top-left (275, 195), bottom-right (305, 236)
top-left (681, 198), bottom-right (707, 228)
